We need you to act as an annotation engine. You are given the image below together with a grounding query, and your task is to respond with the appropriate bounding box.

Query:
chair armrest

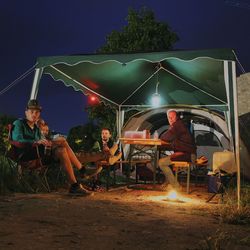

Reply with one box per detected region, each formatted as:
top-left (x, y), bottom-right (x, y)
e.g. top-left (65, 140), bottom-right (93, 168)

top-left (9, 140), bottom-right (33, 148)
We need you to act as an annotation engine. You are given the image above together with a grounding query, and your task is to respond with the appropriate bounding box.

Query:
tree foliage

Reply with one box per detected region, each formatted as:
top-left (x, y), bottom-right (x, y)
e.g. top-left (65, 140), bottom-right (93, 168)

top-left (67, 122), bottom-right (99, 152)
top-left (0, 114), bottom-right (16, 155)
top-left (98, 7), bottom-right (179, 53)
top-left (87, 7), bottom-right (179, 134)
top-left (85, 103), bottom-right (117, 137)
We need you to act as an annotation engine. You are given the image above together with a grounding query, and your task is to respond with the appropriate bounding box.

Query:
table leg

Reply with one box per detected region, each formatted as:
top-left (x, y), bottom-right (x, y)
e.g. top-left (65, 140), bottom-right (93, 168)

top-left (127, 145), bottom-right (133, 184)
top-left (153, 146), bottom-right (159, 188)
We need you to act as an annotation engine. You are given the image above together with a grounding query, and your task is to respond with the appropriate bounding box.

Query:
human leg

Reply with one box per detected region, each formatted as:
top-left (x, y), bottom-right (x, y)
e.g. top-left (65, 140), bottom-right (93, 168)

top-left (158, 156), bottom-right (179, 188)
top-left (53, 138), bottom-right (103, 179)
top-left (53, 138), bottom-right (82, 170)
top-left (108, 152), bottom-right (122, 165)
top-left (54, 146), bottom-right (77, 184)
top-left (76, 151), bottom-right (107, 164)
top-left (54, 146), bottom-right (91, 195)
top-left (75, 151), bottom-right (106, 179)
top-left (109, 143), bottom-right (118, 156)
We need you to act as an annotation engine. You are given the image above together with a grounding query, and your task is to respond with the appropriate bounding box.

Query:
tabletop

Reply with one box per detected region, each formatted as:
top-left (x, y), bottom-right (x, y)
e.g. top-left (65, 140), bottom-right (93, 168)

top-left (119, 138), bottom-right (168, 146)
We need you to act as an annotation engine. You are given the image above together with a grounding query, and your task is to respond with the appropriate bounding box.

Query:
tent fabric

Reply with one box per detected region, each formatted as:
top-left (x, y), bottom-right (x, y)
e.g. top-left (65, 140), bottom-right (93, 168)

top-left (36, 48), bottom-right (236, 67)
top-left (35, 48), bottom-right (236, 110)
top-left (32, 48), bottom-right (241, 205)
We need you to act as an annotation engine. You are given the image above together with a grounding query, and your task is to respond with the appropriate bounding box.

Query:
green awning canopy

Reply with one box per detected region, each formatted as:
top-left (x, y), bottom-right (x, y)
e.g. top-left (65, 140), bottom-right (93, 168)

top-left (35, 48), bottom-right (236, 110)
top-left (31, 48), bottom-right (241, 205)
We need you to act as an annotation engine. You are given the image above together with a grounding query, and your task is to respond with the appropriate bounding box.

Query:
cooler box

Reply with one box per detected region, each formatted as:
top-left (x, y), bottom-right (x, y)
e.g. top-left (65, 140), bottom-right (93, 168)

top-left (124, 130), bottom-right (150, 139)
top-left (208, 175), bottom-right (222, 193)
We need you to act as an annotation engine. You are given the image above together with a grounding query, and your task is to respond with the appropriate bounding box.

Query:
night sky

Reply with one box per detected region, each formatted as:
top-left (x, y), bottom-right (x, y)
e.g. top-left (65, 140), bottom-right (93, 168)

top-left (0, 0), bottom-right (249, 134)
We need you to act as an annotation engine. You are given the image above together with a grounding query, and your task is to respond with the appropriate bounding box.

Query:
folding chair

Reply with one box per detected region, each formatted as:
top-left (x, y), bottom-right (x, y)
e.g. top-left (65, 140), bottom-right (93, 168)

top-left (206, 151), bottom-right (236, 203)
top-left (206, 172), bottom-right (236, 203)
top-left (5, 124), bottom-right (51, 193)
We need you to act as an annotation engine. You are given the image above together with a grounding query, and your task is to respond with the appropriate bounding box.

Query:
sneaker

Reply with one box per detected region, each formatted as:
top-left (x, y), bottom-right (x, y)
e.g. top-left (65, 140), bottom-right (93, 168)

top-left (80, 166), bottom-right (103, 180)
top-left (109, 143), bottom-right (118, 156)
top-left (108, 152), bottom-right (122, 165)
top-left (93, 185), bottom-right (105, 192)
top-left (69, 183), bottom-right (93, 196)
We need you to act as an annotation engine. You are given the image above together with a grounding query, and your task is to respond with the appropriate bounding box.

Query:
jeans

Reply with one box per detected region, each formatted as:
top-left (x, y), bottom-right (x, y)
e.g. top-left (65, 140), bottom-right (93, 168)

top-left (158, 156), bottom-right (179, 187)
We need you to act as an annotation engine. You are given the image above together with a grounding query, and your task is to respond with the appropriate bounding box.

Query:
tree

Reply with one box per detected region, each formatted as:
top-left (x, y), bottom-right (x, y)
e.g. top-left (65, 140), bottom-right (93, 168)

top-left (85, 103), bottom-right (117, 137)
top-left (88, 7), bottom-right (179, 131)
top-left (98, 7), bottom-right (179, 53)
top-left (67, 122), bottom-right (99, 152)
top-left (0, 114), bottom-right (16, 155)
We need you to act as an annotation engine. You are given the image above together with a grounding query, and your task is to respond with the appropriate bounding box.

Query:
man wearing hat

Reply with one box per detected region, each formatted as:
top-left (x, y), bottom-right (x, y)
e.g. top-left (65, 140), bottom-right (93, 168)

top-left (11, 99), bottom-right (95, 195)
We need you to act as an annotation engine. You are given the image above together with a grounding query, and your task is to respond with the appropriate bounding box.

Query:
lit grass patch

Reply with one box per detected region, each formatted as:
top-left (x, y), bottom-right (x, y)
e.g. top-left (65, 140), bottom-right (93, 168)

top-left (198, 229), bottom-right (232, 250)
top-left (218, 205), bottom-right (250, 225)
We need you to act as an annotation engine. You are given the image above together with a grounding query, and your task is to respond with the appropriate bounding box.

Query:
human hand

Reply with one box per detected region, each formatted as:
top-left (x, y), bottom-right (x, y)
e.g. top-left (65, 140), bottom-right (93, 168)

top-left (37, 139), bottom-right (52, 146)
top-left (103, 142), bottom-right (110, 152)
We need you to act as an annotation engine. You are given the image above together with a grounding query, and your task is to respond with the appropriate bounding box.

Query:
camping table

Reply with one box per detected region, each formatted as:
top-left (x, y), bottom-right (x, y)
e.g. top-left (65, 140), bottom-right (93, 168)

top-left (119, 138), bottom-right (168, 187)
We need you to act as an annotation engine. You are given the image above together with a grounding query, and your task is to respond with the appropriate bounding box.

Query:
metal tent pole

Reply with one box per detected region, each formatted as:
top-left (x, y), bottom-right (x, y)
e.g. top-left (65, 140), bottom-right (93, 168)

top-left (30, 68), bottom-right (43, 99)
top-left (232, 61), bottom-right (241, 208)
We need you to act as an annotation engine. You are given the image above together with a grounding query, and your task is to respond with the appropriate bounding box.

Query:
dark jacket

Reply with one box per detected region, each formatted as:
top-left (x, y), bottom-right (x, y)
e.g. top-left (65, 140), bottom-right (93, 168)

top-left (160, 118), bottom-right (196, 154)
top-left (92, 139), bottom-right (114, 152)
top-left (12, 119), bottom-right (41, 144)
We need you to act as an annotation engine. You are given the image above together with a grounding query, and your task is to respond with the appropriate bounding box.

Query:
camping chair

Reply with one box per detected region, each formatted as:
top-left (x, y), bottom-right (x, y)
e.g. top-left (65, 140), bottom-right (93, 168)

top-left (170, 155), bottom-right (208, 193)
top-left (206, 151), bottom-right (236, 203)
top-left (5, 124), bottom-right (51, 193)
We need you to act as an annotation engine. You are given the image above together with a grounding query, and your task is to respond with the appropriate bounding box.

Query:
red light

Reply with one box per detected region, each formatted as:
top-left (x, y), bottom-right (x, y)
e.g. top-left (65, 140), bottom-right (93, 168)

top-left (88, 95), bottom-right (99, 105)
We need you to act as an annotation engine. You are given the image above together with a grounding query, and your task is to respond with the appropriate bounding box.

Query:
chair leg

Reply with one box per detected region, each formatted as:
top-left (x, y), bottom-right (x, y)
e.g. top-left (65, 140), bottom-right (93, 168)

top-left (206, 193), bottom-right (218, 203)
top-left (18, 167), bottom-right (51, 193)
top-left (135, 166), bottom-right (138, 183)
top-left (40, 168), bottom-right (50, 192)
top-left (113, 167), bottom-right (116, 185)
top-left (206, 181), bottom-right (225, 203)
top-left (106, 166), bottom-right (111, 191)
top-left (187, 166), bottom-right (190, 194)
top-left (174, 165), bottom-right (191, 193)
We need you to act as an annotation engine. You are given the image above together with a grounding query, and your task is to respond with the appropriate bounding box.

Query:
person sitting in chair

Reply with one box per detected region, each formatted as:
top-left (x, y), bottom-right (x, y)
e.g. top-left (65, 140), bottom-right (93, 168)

top-left (76, 128), bottom-right (122, 173)
top-left (93, 128), bottom-right (122, 161)
top-left (36, 119), bottom-right (121, 181)
top-left (37, 118), bottom-right (69, 148)
top-left (159, 109), bottom-right (196, 191)
top-left (75, 128), bottom-right (122, 191)
top-left (11, 99), bottom-right (100, 196)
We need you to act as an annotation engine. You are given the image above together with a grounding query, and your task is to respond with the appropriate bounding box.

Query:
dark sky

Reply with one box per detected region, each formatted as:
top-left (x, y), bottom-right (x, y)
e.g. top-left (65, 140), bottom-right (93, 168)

top-left (0, 0), bottom-right (249, 134)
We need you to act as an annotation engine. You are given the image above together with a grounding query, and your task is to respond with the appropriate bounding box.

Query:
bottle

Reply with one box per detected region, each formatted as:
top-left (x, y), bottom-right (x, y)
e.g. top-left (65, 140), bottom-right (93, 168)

top-left (153, 130), bottom-right (159, 139)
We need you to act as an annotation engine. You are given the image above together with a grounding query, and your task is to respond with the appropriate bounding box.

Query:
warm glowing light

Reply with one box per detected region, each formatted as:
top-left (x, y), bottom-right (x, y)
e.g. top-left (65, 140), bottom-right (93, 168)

top-left (148, 192), bottom-right (202, 204)
top-left (151, 93), bottom-right (161, 107)
top-left (88, 95), bottom-right (100, 105)
top-left (168, 190), bottom-right (178, 200)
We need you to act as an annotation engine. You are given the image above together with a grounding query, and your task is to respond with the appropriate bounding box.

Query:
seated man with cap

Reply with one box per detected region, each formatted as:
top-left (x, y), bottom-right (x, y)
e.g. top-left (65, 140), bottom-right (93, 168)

top-left (11, 99), bottom-right (100, 195)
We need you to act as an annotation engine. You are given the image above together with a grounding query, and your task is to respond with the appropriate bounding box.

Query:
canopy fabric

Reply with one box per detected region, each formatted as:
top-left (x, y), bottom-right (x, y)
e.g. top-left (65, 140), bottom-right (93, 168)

top-left (35, 48), bottom-right (236, 110)
top-left (31, 48), bottom-right (241, 206)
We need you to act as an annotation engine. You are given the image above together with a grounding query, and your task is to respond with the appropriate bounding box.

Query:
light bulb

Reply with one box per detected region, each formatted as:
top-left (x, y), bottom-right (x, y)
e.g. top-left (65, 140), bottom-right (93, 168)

top-left (151, 93), bottom-right (161, 107)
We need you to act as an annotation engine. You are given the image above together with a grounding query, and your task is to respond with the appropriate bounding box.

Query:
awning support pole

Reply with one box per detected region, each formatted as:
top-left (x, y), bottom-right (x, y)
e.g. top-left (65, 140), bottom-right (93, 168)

top-left (30, 68), bottom-right (43, 99)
